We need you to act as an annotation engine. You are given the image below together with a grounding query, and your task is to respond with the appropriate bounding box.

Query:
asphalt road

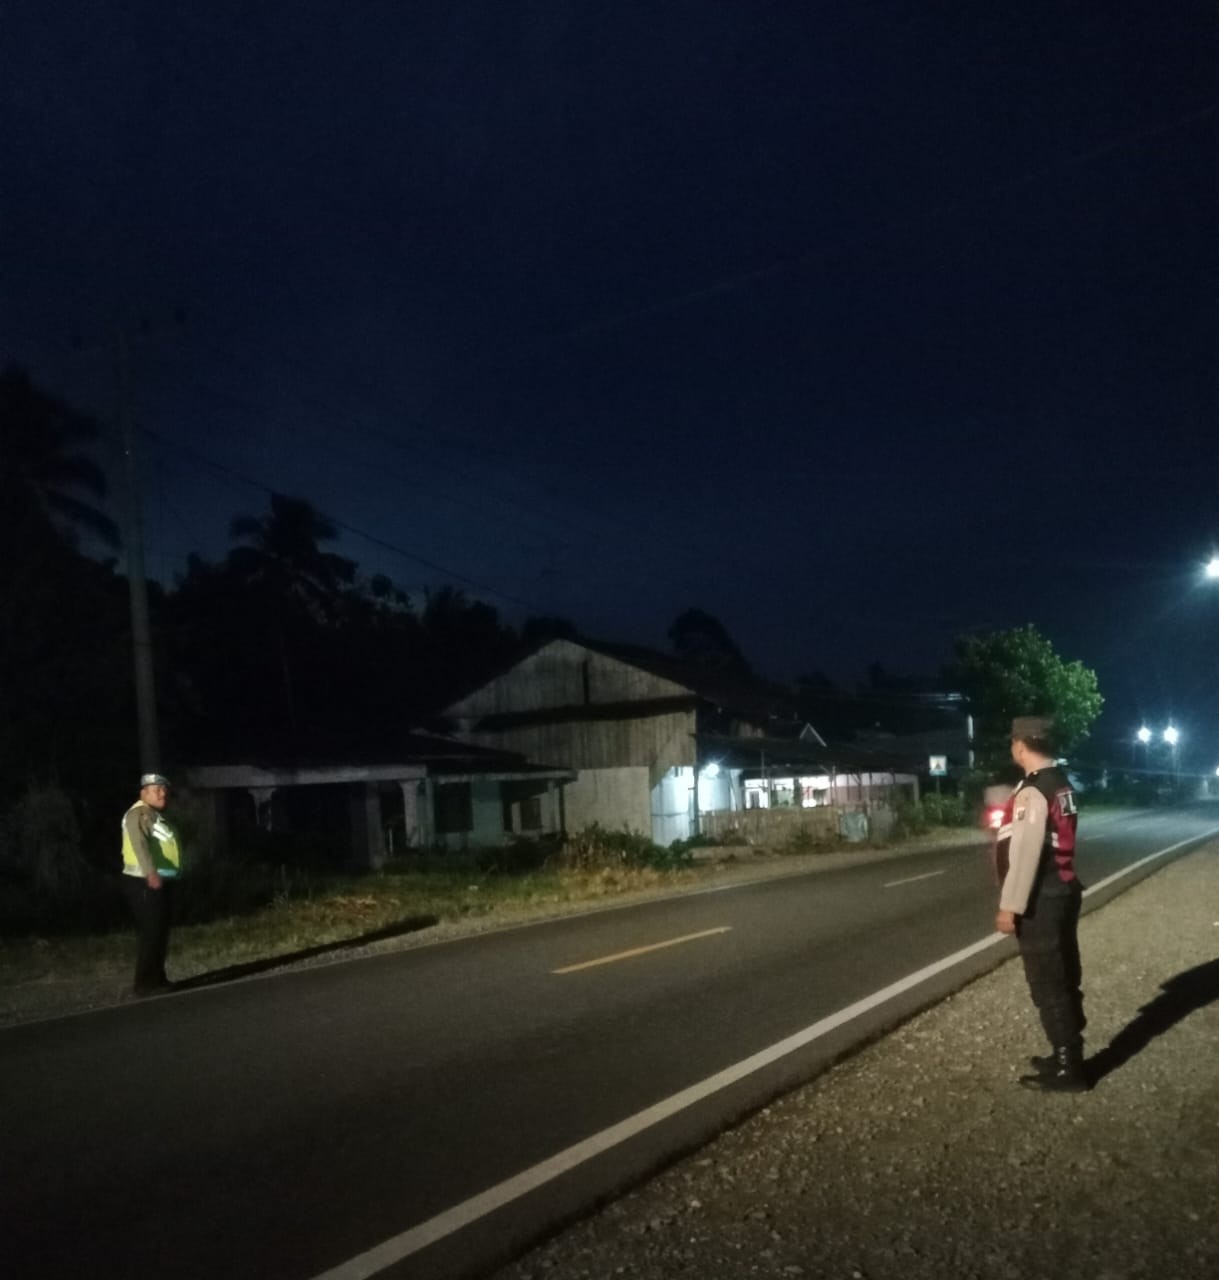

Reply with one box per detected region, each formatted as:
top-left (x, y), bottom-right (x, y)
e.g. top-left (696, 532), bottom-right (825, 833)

top-left (3, 805), bottom-right (1216, 1280)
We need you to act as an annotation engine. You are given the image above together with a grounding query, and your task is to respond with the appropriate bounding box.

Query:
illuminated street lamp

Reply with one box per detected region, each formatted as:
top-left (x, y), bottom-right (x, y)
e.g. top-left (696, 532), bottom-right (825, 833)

top-left (1206, 555), bottom-right (1219, 580)
top-left (1132, 724), bottom-right (1153, 770)
top-left (1163, 724), bottom-right (1180, 786)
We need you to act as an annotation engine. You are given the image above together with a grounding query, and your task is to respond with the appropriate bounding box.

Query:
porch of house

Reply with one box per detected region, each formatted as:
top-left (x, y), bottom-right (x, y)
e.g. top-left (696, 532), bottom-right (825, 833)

top-left (184, 759), bottom-right (574, 869)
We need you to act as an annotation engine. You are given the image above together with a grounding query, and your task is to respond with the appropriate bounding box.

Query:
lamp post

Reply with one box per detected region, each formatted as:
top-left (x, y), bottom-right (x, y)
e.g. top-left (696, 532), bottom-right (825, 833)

top-left (1135, 725), bottom-right (1151, 769)
top-left (1163, 724), bottom-right (1180, 784)
top-left (1205, 555), bottom-right (1219, 580)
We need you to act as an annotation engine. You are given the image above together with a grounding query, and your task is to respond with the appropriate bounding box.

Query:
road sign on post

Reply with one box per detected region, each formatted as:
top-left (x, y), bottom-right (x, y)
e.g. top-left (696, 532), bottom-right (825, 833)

top-left (928, 755), bottom-right (947, 777)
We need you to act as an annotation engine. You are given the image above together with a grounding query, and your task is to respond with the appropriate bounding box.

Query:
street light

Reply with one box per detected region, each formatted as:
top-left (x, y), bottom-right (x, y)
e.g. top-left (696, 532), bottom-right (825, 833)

top-left (1206, 555), bottom-right (1219, 580)
top-left (1136, 726), bottom-right (1152, 744)
top-left (1163, 724), bottom-right (1181, 787)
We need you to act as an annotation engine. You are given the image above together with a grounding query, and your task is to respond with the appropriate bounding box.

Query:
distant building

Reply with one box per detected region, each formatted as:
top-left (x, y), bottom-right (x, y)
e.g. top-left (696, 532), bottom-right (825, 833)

top-left (443, 638), bottom-right (920, 845)
top-left (185, 733), bottom-right (574, 866)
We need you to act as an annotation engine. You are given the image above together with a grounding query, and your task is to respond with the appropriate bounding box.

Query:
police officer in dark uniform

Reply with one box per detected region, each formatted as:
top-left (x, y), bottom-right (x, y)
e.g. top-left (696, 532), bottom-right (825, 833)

top-left (994, 716), bottom-right (1088, 1092)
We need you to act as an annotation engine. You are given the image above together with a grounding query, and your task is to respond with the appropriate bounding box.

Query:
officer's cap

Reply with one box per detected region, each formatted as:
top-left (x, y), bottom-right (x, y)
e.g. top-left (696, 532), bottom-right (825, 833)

top-left (139, 773), bottom-right (171, 789)
top-left (1011, 716), bottom-right (1055, 743)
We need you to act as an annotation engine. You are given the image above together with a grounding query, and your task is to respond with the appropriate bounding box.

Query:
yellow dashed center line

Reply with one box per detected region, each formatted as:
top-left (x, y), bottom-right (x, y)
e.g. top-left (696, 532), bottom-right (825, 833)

top-left (552, 926), bottom-right (732, 975)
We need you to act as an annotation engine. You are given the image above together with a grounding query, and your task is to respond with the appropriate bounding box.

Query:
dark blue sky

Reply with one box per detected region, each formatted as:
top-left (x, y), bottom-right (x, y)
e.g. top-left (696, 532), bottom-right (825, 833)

top-left (4, 1), bottom-right (1218, 754)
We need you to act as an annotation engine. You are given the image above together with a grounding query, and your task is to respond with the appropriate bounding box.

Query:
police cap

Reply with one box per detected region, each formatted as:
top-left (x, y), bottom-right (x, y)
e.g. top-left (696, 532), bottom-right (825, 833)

top-left (1010, 716), bottom-right (1055, 743)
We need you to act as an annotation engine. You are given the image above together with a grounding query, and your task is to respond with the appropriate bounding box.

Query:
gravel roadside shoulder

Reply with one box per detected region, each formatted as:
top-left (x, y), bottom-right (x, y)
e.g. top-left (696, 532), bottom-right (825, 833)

top-left (493, 843), bottom-right (1219, 1280)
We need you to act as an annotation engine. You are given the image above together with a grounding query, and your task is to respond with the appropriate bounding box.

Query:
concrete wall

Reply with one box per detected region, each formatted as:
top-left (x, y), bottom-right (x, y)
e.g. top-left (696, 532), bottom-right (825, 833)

top-left (702, 805), bottom-right (840, 846)
top-left (563, 765), bottom-right (652, 837)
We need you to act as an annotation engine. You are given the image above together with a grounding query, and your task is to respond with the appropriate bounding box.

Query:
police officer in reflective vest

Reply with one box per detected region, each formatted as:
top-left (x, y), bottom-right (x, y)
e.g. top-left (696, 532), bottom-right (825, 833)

top-left (121, 773), bottom-right (182, 996)
top-left (994, 717), bottom-right (1088, 1092)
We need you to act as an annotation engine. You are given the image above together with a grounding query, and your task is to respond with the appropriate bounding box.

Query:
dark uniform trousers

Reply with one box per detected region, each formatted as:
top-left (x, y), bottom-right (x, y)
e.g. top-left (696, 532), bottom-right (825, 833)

top-left (1017, 879), bottom-right (1084, 1049)
top-left (123, 876), bottom-right (174, 991)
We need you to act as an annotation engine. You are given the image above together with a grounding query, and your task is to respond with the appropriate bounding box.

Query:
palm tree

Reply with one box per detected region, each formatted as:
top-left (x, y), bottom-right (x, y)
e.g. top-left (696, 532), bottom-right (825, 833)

top-left (227, 494), bottom-right (357, 731)
top-left (228, 493), bottom-right (356, 621)
top-left (0, 364), bottom-right (120, 548)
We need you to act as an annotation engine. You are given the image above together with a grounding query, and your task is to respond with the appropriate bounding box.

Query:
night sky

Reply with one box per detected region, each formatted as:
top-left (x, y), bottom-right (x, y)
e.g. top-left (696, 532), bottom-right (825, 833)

top-left (4, 2), bottom-right (1218, 757)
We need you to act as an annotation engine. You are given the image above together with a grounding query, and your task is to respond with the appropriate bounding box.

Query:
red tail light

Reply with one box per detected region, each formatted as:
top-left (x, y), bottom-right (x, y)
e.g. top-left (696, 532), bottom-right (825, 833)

top-left (987, 807), bottom-right (1004, 830)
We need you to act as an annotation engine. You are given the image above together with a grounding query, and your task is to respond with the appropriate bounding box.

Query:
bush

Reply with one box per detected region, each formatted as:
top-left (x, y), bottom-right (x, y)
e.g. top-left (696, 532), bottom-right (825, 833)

top-left (920, 791), bottom-right (971, 827)
top-left (780, 823), bottom-right (829, 854)
top-left (561, 824), bottom-right (693, 872)
top-left (8, 783), bottom-right (89, 902)
top-left (667, 832), bottom-right (725, 857)
top-left (171, 856), bottom-right (288, 925)
top-left (0, 783), bottom-right (125, 933)
top-left (475, 833), bottom-right (562, 874)
top-left (891, 798), bottom-right (929, 840)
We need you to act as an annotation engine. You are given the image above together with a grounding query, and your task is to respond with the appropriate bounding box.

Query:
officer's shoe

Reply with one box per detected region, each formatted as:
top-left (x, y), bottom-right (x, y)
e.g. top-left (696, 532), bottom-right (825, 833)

top-left (132, 979), bottom-right (175, 998)
top-left (1019, 1044), bottom-right (1089, 1092)
top-left (1027, 1051), bottom-right (1056, 1073)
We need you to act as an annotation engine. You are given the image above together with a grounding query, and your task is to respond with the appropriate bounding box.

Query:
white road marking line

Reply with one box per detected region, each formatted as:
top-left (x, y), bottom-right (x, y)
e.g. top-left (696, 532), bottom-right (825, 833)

top-left (883, 869), bottom-right (946, 888)
top-left (307, 825), bottom-right (1219, 1280)
top-left (551, 927), bottom-right (731, 974)
top-left (1080, 828), bottom-right (1219, 897)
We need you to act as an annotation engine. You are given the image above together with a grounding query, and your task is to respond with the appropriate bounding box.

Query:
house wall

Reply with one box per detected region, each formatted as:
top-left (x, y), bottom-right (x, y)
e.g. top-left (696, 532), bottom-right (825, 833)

top-left (563, 765), bottom-right (652, 836)
top-left (444, 639), bottom-right (743, 843)
top-left (460, 708), bottom-right (696, 778)
top-left (652, 767), bottom-right (693, 846)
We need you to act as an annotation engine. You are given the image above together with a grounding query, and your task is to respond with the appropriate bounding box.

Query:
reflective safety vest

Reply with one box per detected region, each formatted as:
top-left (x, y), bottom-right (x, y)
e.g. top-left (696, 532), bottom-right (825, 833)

top-left (121, 801), bottom-right (182, 877)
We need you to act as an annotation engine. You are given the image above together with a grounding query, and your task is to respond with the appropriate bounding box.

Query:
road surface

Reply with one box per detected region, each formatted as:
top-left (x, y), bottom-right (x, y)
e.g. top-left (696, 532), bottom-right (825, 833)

top-left (3, 804), bottom-right (1215, 1280)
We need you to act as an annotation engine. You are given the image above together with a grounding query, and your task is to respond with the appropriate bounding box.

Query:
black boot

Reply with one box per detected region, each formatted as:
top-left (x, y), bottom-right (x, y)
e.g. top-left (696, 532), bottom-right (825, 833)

top-left (1028, 1051), bottom-right (1055, 1073)
top-left (1019, 1044), bottom-right (1088, 1092)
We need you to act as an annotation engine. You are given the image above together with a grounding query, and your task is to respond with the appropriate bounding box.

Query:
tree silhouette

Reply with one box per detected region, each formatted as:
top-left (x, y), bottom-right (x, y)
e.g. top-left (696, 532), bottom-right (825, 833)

top-left (413, 586), bottom-right (517, 713)
top-left (948, 624), bottom-right (1103, 770)
top-left (0, 364), bottom-right (119, 549)
top-left (228, 493), bottom-right (356, 621)
top-left (520, 614), bottom-right (580, 648)
top-left (224, 494), bottom-right (357, 732)
top-left (0, 369), bottom-right (131, 828)
top-left (668, 607), bottom-right (751, 677)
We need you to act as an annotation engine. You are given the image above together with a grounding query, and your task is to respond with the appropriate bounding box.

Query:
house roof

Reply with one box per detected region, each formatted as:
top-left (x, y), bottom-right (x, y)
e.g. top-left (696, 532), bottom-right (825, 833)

top-left (697, 732), bottom-right (923, 775)
top-left (185, 731), bottom-right (576, 789)
top-left (578, 638), bottom-right (797, 721)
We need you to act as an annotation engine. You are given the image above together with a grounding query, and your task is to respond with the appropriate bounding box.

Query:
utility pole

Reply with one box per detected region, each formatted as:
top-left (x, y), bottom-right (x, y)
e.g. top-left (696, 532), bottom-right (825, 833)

top-left (118, 328), bottom-right (161, 772)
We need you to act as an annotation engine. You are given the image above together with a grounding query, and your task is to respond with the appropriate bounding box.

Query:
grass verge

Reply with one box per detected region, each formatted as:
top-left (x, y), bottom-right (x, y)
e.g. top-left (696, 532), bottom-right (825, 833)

top-left (0, 864), bottom-right (697, 994)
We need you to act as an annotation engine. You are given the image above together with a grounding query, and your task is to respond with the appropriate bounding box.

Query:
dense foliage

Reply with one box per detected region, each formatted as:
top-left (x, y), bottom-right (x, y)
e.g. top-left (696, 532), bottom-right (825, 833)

top-left (948, 624), bottom-right (1103, 771)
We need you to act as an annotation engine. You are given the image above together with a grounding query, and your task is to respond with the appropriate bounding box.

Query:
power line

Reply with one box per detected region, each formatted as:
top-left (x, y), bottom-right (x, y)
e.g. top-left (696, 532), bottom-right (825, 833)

top-left (140, 426), bottom-right (557, 615)
top-left (520, 100), bottom-right (1219, 348)
top-left (178, 337), bottom-right (726, 565)
top-left (162, 365), bottom-right (584, 556)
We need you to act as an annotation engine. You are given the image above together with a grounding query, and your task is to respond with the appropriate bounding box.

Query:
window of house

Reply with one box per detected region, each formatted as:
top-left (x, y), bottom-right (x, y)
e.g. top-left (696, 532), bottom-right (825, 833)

top-left (435, 782), bottom-right (473, 834)
top-left (519, 793), bottom-right (543, 831)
